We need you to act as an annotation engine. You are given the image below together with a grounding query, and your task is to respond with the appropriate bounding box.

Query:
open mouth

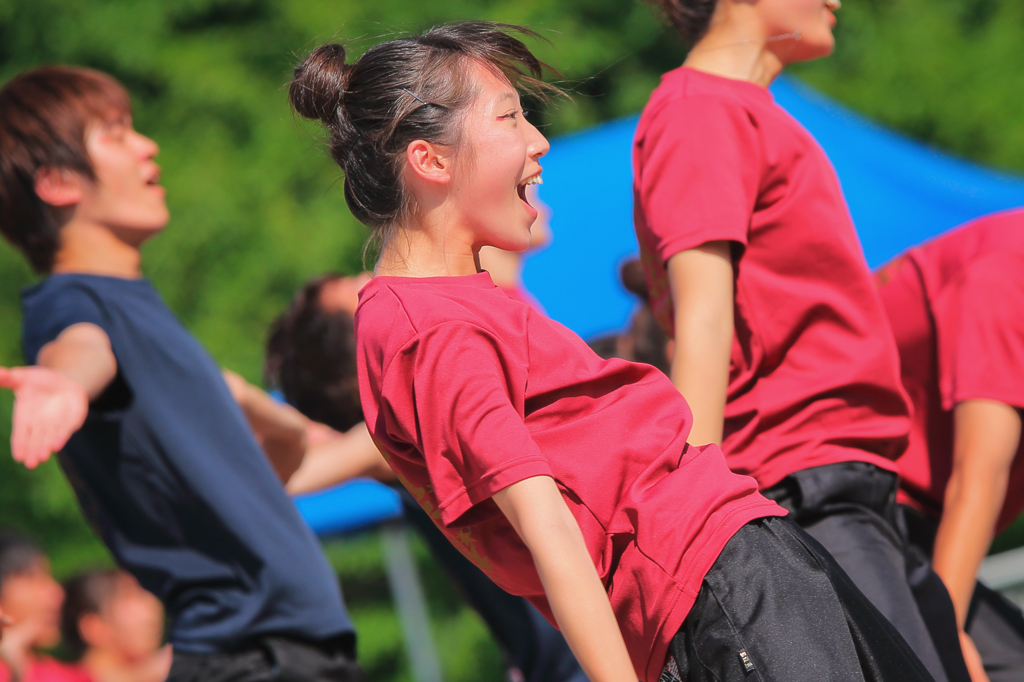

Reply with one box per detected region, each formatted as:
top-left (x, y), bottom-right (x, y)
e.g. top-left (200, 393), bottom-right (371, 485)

top-left (517, 172), bottom-right (543, 205)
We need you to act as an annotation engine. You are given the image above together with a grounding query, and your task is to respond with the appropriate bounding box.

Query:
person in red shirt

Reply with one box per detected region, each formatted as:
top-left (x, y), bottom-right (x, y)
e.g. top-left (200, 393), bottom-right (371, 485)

top-left (0, 529), bottom-right (91, 682)
top-left (632, 1), bottom-right (968, 681)
top-left (876, 209), bottom-right (1024, 682)
top-left (288, 20), bottom-right (935, 682)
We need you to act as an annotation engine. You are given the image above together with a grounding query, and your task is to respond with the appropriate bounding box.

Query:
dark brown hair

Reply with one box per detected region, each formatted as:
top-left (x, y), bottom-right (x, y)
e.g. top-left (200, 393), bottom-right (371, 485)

top-left (289, 21), bottom-right (559, 247)
top-left (649, 0), bottom-right (718, 45)
top-left (265, 275), bottom-right (363, 433)
top-left (0, 527), bottom-right (44, 589)
top-left (0, 66), bottom-right (131, 273)
top-left (61, 569), bottom-right (122, 661)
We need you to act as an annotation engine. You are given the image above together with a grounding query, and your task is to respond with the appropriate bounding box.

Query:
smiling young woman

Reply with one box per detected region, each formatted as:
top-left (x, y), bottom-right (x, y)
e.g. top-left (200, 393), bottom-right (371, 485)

top-left (293, 20), bottom-right (937, 682)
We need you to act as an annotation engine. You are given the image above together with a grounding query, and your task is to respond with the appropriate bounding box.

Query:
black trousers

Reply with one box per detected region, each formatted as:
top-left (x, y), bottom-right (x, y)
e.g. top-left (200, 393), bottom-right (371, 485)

top-left (660, 517), bottom-right (935, 682)
top-left (168, 634), bottom-right (365, 682)
top-left (903, 505), bottom-right (1024, 682)
top-left (399, 489), bottom-right (586, 682)
top-left (762, 462), bottom-right (969, 682)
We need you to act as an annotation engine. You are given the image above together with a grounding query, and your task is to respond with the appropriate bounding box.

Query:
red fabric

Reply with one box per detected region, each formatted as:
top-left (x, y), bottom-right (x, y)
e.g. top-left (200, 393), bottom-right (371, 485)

top-left (356, 272), bottom-right (782, 682)
top-left (632, 66), bottom-right (911, 489)
top-left (876, 209), bottom-right (1024, 534)
top-left (0, 658), bottom-right (92, 682)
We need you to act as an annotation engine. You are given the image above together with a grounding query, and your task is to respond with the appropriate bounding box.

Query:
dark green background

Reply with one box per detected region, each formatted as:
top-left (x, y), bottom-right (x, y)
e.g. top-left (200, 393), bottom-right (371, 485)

top-left (2, 0), bottom-right (1023, 679)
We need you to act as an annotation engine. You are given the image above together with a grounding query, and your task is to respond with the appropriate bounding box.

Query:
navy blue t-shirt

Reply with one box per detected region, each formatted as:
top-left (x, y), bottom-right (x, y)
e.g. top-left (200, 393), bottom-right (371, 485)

top-left (21, 274), bottom-right (354, 653)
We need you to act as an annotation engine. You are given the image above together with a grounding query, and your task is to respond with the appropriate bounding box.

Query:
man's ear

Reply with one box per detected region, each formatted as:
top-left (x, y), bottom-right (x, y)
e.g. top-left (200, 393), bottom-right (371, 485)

top-left (35, 168), bottom-right (84, 207)
top-left (405, 140), bottom-right (452, 185)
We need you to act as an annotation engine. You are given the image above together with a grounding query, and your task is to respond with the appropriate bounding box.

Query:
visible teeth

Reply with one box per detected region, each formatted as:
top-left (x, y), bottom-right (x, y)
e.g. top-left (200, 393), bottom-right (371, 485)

top-left (521, 175), bottom-right (542, 186)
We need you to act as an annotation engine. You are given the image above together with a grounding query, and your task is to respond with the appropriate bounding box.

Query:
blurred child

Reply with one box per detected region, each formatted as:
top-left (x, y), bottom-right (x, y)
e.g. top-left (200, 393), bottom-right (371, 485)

top-left (290, 21), bottom-right (934, 682)
top-left (587, 259), bottom-right (670, 373)
top-left (0, 67), bottom-right (362, 681)
top-left (0, 529), bottom-right (89, 682)
top-left (61, 570), bottom-right (170, 682)
top-left (876, 209), bottom-right (1024, 681)
top-left (633, 0), bottom-right (969, 679)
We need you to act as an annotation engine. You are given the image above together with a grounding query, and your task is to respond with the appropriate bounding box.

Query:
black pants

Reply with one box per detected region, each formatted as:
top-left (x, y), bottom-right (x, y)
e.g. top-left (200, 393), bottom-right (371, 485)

top-left (660, 517), bottom-right (935, 682)
top-left (168, 634), bottom-right (365, 682)
top-left (903, 505), bottom-right (1024, 682)
top-left (399, 489), bottom-right (586, 682)
top-left (762, 462), bottom-right (969, 682)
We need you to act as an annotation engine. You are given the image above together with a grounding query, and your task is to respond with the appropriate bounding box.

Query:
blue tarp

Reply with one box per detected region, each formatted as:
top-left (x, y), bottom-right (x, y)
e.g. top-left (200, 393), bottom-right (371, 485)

top-left (522, 75), bottom-right (1024, 340)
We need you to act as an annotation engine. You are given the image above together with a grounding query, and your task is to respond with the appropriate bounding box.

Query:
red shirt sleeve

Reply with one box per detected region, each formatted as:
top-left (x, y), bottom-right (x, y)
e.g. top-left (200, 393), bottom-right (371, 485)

top-left (635, 95), bottom-right (762, 262)
top-left (935, 253), bottom-right (1024, 411)
top-left (380, 321), bottom-right (553, 527)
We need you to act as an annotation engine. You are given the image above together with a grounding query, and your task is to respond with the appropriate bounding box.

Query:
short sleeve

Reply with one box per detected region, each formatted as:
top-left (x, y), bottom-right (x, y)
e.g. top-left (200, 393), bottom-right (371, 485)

top-left (21, 284), bottom-right (108, 365)
top-left (634, 95), bottom-right (762, 263)
top-left (379, 321), bottom-right (553, 527)
top-left (934, 254), bottom-right (1024, 411)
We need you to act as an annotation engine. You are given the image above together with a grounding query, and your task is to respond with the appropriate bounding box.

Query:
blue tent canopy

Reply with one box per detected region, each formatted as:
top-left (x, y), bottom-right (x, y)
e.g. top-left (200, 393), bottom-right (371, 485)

top-left (522, 75), bottom-right (1024, 340)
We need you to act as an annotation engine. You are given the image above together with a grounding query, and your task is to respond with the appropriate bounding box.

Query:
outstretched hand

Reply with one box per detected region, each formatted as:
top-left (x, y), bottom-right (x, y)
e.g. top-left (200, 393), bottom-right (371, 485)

top-left (0, 366), bottom-right (89, 469)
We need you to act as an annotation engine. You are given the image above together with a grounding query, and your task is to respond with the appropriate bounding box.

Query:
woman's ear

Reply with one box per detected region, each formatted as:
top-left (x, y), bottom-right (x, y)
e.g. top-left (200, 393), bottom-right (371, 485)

top-left (35, 168), bottom-right (84, 207)
top-left (405, 140), bottom-right (452, 186)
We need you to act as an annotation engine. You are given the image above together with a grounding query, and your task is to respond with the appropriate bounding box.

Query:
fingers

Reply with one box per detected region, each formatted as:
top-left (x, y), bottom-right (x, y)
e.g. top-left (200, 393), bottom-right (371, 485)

top-left (0, 366), bottom-right (23, 390)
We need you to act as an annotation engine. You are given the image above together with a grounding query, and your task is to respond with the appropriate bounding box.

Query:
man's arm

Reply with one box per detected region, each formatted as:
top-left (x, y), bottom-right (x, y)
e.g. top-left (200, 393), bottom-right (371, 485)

top-left (286, 421), bottom-right (396, 495)
top-left (0, 322), bottom-right (116, 469)
top-left (222, 370), bottom-right (308, 484)
top-left (932, 399), bottom-right (1022, 681)
top-left (666, 241), bottom-right (734, 445)
top-left (492, 476), bottom-right (636, 682)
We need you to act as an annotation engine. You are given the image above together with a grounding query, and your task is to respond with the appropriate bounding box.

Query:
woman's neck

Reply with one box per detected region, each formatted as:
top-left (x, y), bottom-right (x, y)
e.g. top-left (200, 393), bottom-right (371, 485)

top-left (683, 14), bottom-right (789, 88)
top-left (374, 220), bottom-right (480, 278)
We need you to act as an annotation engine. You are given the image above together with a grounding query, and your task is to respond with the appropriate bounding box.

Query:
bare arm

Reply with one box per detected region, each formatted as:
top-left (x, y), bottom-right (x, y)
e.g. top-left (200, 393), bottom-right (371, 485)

top-left (933, 399), bottom-right (1021, 622)
top-left (0, 323), bottom-right (116, 469)
top-left (666, 241), bottom-right (735, 445)
top-left (286, 421), bottom-right (396, 494)
top-left (222, 370), bottom-right (307, 484)
top-left (492, 476), bottom-right (636, 682)
top-left (933, 399), bottom-right (1021, 682)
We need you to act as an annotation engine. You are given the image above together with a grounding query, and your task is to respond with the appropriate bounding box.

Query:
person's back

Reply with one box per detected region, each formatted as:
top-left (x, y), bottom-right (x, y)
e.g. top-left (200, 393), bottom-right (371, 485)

top-left (0, 66), bottom-right (362, 681)
top-left (876, 209), bottom-right (1024, 680)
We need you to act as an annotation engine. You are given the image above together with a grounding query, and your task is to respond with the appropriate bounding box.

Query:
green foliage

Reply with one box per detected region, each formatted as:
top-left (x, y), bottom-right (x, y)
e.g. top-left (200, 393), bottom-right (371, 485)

top-left (2, 0), bottom-right (1024, 678)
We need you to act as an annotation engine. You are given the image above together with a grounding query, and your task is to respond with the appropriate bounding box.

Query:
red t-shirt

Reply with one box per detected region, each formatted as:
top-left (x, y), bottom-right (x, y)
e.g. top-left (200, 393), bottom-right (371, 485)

top-left (876, 209), bottom-right (1024, 534)
top-left (355, 272), bottom-right (782, 682)
top-left (0, 658), bottom-right (92, 682)
top-left (632, 66), bottom-right (911, 489)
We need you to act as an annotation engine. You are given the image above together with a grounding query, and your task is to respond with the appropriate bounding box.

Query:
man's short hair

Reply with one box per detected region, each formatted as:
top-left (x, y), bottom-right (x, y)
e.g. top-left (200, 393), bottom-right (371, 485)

top-left (0, 66), bottom-right (131, 273)
top-left (61, 568), bottom-right (121, 661)
top-left (266, 275), bottom-right (364, 433)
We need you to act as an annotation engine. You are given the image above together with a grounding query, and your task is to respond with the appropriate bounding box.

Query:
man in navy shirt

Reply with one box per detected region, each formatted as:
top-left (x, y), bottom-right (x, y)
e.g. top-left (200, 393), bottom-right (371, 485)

top-left (0, 66), bottom-right (363, 681)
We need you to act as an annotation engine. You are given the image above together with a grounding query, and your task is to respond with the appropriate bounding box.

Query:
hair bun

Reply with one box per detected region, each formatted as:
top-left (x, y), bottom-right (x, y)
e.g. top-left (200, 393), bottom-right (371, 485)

top-left (289, 43), bottom-right (353, 127)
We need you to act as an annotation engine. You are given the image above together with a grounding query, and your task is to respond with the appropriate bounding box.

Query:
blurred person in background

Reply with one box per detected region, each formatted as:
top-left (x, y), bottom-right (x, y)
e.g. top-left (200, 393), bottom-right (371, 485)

top-left (61, 570), bottom-right (171, 682)
top-left (633, 0), bottom-right (970, 679)
top-left (0, 66), bottom-right (362, 682)
top-left (587, 259), bottom-right (670, 373)
top-left (876, 209), bottom-right (1024, 681)
top-left (0, 529), bottom-right (89, 682)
